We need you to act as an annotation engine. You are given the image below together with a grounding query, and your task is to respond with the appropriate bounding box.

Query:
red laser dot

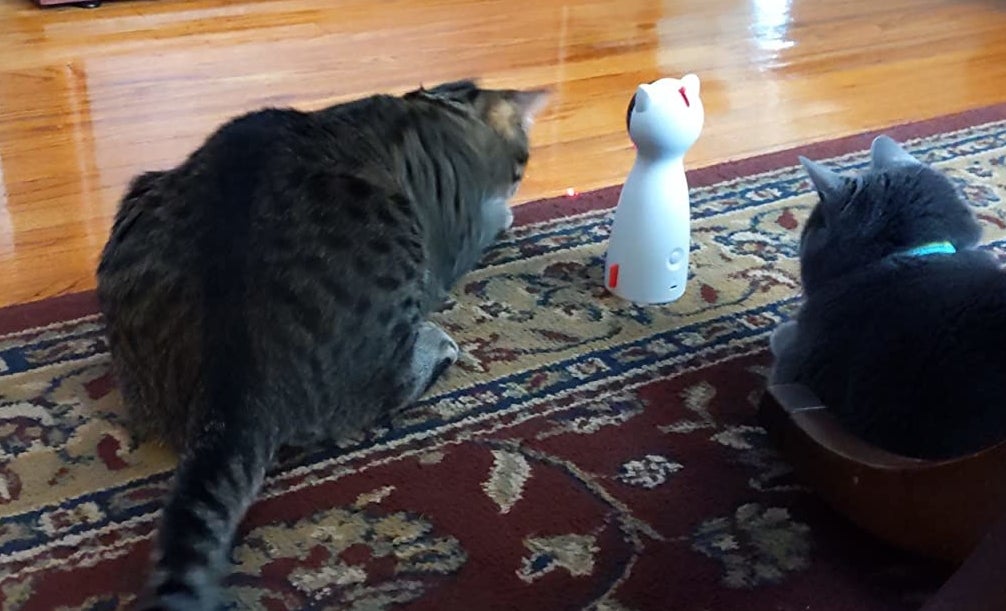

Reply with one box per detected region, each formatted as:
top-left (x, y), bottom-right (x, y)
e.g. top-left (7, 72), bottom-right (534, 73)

top-left (566, 187), bottom-right (577, 197)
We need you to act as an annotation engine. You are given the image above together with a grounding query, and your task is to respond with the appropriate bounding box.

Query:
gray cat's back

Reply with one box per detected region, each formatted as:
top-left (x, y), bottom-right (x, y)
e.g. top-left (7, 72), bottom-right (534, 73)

top-left (776, 136), bottom-right (1006, 459)
top-left (790, 253), bottom-right (1006, 457)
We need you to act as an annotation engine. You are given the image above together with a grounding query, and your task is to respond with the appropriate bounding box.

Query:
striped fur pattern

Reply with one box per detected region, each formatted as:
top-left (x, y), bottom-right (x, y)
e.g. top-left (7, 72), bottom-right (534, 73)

top-left (95, 79), bottom-right (548, 610)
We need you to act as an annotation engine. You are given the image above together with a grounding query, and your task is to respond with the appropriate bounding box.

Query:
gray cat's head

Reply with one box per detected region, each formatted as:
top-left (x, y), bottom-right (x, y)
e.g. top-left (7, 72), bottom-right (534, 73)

top-left (796, 135), bottom-right (982, 293)
top-left (405, 79), bottom-right (550, 197)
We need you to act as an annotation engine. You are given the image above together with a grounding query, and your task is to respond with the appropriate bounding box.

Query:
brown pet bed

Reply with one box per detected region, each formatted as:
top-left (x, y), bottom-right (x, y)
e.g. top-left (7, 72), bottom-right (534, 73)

top-left (759, 384), bottom-right (1006, 609)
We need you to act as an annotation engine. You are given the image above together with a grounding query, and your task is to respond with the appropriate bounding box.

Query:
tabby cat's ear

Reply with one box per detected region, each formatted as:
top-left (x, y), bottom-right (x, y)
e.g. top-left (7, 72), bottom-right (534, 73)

top-left (799, 156), bottom-right (850, 203)
top-left (509, 88), bottom-right (551, 128)
top-left (870, 135), bottom-right (923, 171)
top-left (481, 88), bottom-right (551, 138)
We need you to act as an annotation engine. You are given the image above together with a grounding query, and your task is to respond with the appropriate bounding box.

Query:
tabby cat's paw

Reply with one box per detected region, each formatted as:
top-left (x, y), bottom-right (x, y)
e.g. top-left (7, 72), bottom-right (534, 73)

top-left (418, 321), bottom-right (459, 364)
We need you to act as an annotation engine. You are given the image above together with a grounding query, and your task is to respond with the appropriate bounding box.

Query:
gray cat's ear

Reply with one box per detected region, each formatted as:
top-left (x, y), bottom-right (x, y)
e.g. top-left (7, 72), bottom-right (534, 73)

top-left (871, 135), bottom-right (922, 170)
top-left (511, 88), bottom-right (551, 127)
top-left (799, 156), bottom-right (849, 202)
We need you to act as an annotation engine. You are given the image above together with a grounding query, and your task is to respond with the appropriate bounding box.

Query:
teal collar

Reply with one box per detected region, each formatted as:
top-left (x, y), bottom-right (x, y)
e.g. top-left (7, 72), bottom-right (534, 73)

top-left (899, 241), bottom-right (956, 258)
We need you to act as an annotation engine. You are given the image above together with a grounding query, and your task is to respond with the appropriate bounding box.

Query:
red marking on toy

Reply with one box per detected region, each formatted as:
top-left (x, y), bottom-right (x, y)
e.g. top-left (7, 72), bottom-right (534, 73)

top-left (679, 86), bottom-right (690, 107)
top-left (608, 264), bottom-right (620, 288)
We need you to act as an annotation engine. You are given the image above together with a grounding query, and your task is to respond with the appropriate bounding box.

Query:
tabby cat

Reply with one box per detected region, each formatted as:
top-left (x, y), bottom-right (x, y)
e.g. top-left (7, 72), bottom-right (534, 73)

top-left (770, 135), bottom-right (1006, 460)
top-left (96, 79), bottom-right (548, 610)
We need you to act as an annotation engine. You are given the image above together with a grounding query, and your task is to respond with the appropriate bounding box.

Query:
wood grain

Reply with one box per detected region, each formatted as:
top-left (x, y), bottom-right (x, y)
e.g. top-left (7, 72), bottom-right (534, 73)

top-left (1, 0), bottom-right (1005, 308)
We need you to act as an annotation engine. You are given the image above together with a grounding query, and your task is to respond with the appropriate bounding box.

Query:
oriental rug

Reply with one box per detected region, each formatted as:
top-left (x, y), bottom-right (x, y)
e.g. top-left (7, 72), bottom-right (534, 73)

top-left (1, 104), bottom-right (1005, 610)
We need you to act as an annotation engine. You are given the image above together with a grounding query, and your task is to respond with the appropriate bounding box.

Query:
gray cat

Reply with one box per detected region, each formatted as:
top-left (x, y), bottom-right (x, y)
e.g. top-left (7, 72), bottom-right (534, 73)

top-left (769, 135), bottom-right (1006, 460)
top-left (95, 79), bottom-right (548, 610)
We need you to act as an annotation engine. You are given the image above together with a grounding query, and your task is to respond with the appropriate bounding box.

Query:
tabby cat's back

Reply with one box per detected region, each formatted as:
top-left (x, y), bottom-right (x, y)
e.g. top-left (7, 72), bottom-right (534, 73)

top-left (96, 80), bottom-right (548, 610)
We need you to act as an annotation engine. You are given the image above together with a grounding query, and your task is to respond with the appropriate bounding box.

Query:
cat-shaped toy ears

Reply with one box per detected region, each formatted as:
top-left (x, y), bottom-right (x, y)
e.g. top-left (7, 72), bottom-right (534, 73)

top-left (633, 73), bottom-right (700, 114)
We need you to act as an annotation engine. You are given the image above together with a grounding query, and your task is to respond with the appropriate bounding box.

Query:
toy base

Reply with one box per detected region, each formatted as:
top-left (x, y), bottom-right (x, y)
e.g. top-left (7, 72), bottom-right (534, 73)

top-left (607, 286), bottom-right (686, 305)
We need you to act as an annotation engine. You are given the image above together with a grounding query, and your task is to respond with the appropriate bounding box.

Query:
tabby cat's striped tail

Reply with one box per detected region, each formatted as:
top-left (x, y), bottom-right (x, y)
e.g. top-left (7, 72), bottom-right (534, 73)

top-left (134, 422), bottom-right (277, 611)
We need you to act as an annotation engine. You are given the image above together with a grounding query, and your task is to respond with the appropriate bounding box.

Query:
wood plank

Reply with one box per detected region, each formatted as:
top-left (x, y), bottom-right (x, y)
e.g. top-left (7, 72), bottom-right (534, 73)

top-left (1, 0), bottom-right (1005, 307)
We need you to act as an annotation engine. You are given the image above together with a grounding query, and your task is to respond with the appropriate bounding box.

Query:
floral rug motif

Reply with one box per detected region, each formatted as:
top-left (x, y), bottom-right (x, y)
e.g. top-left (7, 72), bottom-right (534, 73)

top-left (1, 105), bottom-right (1005, 610)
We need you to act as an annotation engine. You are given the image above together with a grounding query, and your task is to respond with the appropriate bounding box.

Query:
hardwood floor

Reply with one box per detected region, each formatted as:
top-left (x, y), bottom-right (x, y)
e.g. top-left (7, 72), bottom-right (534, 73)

top-left (1, 0), bottom-right (1005, 308)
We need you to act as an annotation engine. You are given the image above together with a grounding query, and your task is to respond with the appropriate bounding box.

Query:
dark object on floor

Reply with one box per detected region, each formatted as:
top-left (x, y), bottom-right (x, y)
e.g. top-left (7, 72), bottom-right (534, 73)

top-left (35, 0), bottom-right (102, 7)
top-left (921, 511), bottom-right (1006, 611)
top-left (758, 383), bottom-right (1006, 562)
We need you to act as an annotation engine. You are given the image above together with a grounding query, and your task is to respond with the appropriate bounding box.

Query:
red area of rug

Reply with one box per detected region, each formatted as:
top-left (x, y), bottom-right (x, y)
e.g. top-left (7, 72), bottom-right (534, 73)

top-left (3, 104), bottom-right (1005, 610)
